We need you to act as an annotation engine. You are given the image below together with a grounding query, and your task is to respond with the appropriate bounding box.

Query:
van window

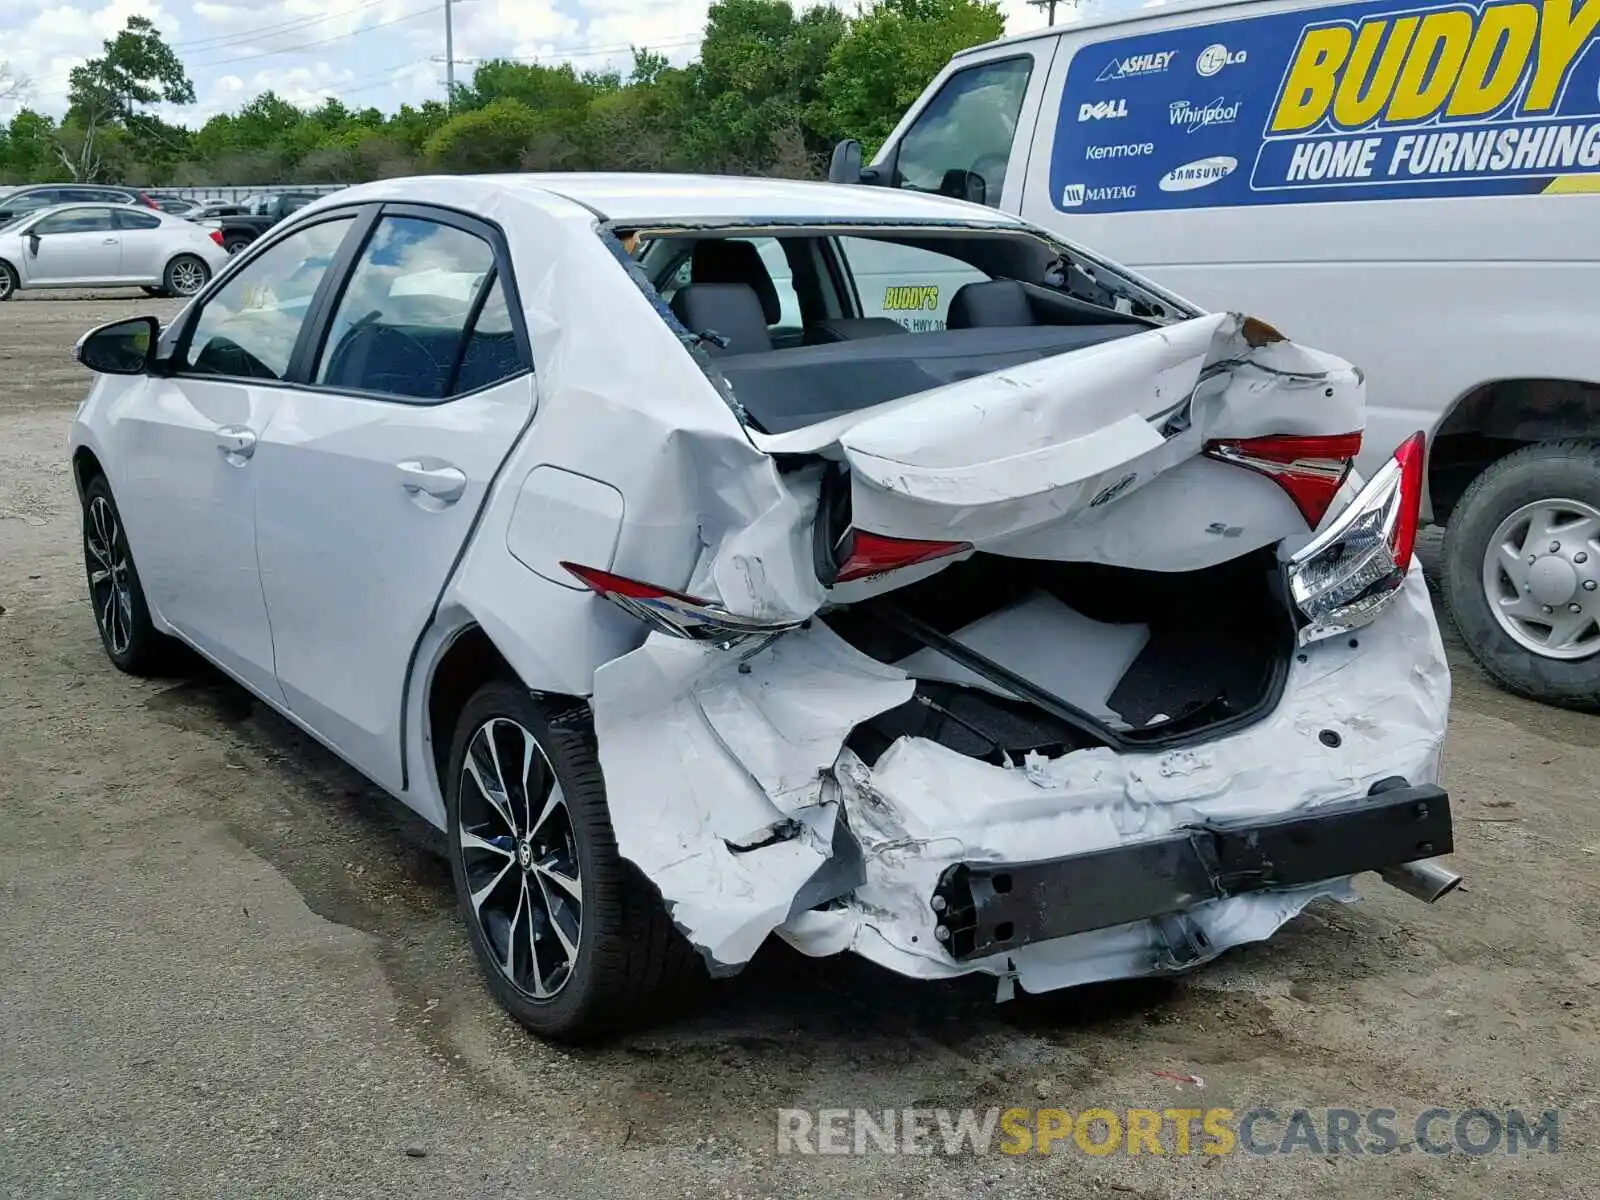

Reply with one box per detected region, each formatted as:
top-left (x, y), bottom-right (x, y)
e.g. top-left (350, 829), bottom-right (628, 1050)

top-left (834, 237), bottom-right (992, 331)
top-left (893, 56), bottom-right (1033, 207)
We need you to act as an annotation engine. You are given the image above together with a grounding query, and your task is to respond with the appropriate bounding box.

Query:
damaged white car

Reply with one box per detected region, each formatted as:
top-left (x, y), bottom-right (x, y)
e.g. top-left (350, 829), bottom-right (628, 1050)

top-left (68, 173), bottom-right (1457, 1041)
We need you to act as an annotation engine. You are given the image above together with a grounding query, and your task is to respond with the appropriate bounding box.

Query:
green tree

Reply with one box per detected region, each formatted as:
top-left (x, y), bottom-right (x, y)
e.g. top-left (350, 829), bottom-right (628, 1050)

top-left (62, 16), bottom-right (194, 179)
top-left (818, 0), bottom-right (1004, 151)
top-left (0, 110), bottom-right (58, 182)
top-left (422, 98), bottom-right (542, 172)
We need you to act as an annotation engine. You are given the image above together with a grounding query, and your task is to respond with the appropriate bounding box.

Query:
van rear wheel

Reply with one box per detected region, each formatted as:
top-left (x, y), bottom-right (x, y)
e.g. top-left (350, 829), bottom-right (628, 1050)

top-left (1443, 439), bottom-right (1600, 711)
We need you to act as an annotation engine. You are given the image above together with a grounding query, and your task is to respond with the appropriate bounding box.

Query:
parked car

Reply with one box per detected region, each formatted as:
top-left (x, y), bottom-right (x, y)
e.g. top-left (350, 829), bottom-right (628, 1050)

top-left (146, 195), bottom-right (205, 219)
top-left (0, 203), bottom-right (228, 299)
top-left (67, 173), bottom-right (1456, 1041)
top-left (829, 0), bottom-right (1600, 711)
top-left (211, 191), bottom-right (324, 254)
top-left (0, 184), bottom-right (160, 223)
top-left (188, 199), bottom-right (248, 221)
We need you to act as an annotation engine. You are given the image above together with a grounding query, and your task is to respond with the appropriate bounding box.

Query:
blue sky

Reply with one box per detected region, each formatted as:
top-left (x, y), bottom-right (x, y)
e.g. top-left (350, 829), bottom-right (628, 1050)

top-left (2, 0), bottom-right (1059, 123)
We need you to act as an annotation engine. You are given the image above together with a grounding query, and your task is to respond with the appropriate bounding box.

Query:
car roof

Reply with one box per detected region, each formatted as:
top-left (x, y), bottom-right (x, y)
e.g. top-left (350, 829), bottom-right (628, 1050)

top-left (332, 173), bottom-right (1029, 227)
top-left (20, 201), bottom-right (174, 220)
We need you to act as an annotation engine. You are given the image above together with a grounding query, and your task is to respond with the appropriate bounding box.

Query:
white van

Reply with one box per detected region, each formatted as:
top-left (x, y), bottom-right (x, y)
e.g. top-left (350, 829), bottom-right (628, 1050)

top-left (828, 0), bottom-right (1600, 710)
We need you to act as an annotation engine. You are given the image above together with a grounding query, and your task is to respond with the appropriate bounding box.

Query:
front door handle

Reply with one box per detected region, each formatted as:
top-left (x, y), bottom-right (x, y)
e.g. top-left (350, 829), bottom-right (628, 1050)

top-left (398, 461), bottom-right (466, 504)
top-left (102, 237), bottom-right (118, 245)
top-left (216, 425), bottom-right (256, 462)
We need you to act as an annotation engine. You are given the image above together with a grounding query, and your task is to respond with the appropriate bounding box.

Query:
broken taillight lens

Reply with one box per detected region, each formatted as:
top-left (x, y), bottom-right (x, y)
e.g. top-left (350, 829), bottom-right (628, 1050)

top-left (560, 561), bottom-right (801, 646)
top-left (1285, 432), bottom-right (1426, 645)
top-left (1203, 432), bottom-right (1363, 528)
top-left (833, 530), bottom-right (973, 584)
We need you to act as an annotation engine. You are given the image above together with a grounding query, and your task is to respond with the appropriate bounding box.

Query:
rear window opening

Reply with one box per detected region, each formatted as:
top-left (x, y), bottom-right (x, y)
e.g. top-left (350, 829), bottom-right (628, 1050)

top-left (826, 547), bottom-right (1297, 763)
top-left (613, 222), bottom-right (1190, 433)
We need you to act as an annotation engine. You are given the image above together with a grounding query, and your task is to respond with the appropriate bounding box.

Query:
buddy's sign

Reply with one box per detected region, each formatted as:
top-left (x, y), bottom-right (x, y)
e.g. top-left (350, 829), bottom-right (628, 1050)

top-left (1050, 0), bottom-right (1600, 212)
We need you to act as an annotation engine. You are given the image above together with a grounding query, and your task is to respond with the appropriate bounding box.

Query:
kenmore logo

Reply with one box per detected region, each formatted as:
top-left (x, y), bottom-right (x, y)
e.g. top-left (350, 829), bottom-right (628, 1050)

top-left (1085, 142), bottom-right (1155, 160)
top-left (1169, 97), bottom-right (1241, 133)
top-left (1095, 50), bottom-right (1176, 82)
top-left (1158, 155), bottom-right (1239, 191)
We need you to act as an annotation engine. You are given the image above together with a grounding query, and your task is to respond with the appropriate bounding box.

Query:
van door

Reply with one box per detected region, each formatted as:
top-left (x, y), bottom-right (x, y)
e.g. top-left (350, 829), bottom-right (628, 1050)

top-left (868, 40), bottom-right (1059, 213)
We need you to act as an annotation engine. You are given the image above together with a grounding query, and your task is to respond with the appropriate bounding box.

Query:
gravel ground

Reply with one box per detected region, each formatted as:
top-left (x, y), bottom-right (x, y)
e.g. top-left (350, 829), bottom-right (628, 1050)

top-left (1, 292), bottom-right (1597, 1200)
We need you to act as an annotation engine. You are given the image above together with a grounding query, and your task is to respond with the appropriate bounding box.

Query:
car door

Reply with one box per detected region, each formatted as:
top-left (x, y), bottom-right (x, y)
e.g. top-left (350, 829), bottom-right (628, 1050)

top-left (251, 205), bottom-right (535, 793)
top-left (114, 208), bottom-right (169, 282)
top-left (115, 210), bottom-right (363, 699)
top-left (26, 207), bottom-right (120, 284)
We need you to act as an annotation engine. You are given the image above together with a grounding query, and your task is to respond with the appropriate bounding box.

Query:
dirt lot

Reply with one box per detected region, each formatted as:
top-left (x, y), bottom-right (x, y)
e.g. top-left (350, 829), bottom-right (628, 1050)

top-left (1, 292), bottom-right (1597, 1200)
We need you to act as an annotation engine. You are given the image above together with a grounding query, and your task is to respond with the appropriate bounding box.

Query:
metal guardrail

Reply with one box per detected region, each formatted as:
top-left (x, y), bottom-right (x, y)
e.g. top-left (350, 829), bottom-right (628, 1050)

top-left (142, 184), bottom-right (350, 203)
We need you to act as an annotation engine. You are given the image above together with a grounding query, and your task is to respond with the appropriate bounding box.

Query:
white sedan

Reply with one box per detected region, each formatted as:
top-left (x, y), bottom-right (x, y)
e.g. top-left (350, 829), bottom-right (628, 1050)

top-left (67, 174), bottom-right (1457, 1041)
top-left (0, 202), bottom-right (228, 300)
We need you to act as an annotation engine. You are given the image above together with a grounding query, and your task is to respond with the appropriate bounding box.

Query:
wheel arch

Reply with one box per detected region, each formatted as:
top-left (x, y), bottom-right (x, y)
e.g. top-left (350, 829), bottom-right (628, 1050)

top-left (1428, 377), bottom-right (1600, 525)
top-left (72, 445), bottom-right (106, 501)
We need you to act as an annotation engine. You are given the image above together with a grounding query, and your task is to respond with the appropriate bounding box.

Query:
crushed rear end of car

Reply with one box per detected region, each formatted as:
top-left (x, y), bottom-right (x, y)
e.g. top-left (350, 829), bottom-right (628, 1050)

top-left (577, 220), bottom-right (1454, 1000)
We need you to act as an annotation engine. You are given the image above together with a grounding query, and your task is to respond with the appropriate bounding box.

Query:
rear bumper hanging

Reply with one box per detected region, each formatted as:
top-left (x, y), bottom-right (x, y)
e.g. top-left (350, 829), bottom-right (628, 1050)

top-left (930, 778), bottom-right (1452, 961)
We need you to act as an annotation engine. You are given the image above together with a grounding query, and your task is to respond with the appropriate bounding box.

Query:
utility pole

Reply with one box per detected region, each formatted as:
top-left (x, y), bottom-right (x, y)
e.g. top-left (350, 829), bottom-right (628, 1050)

top-left (444, 0), bottom-right (457, 109)
top-left (1028, 0), bottom-right (1061, 24)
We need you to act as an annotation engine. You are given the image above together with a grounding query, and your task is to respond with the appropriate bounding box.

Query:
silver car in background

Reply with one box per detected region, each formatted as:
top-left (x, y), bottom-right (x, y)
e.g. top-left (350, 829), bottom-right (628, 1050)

top-left (0, 202), bottom-right (230, 300)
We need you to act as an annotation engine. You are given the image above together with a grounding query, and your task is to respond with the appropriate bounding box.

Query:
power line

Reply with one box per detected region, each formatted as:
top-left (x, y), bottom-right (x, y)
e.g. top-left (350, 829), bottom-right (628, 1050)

top-left (187, 4), bottom-right (446, 70)
top-left (170, 0), bottom-right (391, 52)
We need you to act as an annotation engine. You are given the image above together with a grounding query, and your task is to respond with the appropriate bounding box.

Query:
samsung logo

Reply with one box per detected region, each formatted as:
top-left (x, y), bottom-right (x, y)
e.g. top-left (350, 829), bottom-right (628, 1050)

top-left (1158, 155), bottom-right (1239, 191)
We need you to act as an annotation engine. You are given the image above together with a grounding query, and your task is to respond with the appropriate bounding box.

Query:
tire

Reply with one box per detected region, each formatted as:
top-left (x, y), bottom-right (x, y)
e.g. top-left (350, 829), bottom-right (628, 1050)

top-left (445, 681), bottom-right (701, 1041)
top-left (1442, 439), bottom-right (1600, 711)
top-left (222, 235), bottom-right (252, 256)
top-left (163, 254), bottom-right (209, 297)
top-left (0, 260), bottom-right (16, 301)
top-left (81, 474), bottom-right (179, 676)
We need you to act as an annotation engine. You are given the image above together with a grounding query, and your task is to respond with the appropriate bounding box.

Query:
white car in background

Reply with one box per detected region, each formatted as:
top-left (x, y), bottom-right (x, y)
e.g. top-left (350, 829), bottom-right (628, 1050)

top-left (67, 174), bottom-right (1457, 1042)
top-left (0, 202), bottom-right (228, 300)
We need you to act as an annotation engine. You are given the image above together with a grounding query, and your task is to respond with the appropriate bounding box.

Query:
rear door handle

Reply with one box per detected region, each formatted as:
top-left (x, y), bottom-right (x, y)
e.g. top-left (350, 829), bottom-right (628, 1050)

top-left (216, 426), bottom-right (256, 462)
top-left (398, 461), bottom-right (466, 504)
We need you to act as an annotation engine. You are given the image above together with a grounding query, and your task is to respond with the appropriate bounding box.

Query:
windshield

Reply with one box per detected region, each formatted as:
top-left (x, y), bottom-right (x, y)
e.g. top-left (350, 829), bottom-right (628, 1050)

top-left (0, 212), bottom-right (33, 233)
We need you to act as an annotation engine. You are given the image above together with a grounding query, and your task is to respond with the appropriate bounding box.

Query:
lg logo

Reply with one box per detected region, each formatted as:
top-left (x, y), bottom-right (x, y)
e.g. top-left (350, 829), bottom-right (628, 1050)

top-left (1196, 44), bottom-right (1247, 76)
top-left (1078, 99), bottom-right (1128, 122)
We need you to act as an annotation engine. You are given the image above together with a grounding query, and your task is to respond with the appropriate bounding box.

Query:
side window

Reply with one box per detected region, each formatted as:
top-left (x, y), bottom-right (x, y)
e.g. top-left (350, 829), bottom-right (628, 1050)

top-left (180, 216), bottom-right (355, 381)
top-left (116, 210), bottom-right (162, 231)
top-left (313, 215), bottom-right (512, 402)
top-left (834, 237), bottom-right (991, 332)
top-left (894, 56), bottom-right (1034, 208)
top-left (35, 208), bottom-right (116, 235)
top-left (452, 277), bottom-right (528, 394)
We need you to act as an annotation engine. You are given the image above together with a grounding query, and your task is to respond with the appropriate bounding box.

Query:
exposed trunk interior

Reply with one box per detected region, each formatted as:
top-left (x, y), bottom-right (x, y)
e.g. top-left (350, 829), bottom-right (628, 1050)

top-left (826, 549), bottom-right (1296, 764)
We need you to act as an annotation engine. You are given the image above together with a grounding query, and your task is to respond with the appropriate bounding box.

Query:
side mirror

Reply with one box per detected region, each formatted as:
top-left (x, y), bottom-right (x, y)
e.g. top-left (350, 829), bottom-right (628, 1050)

top-left (829, 139), bottom-right (864, 185)
top-left (74, 315), bottom-right (160, 376)
top-left (27, 233), bottom-right (40, 257)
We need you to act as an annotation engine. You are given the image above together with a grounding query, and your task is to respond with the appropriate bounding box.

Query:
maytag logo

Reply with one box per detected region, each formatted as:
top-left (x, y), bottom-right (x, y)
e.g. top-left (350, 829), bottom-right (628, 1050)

top-left (1078, 98), bottom-right (1128, 121)
top-left (1095, 50), bottom-right (1176, 82)
top-left (1196, 43), bottom-right (1247, 76)
top-left (1158, 155), bottom-right (1239, 191)
top-left (1169, 97), bottom-right (1241, 132)
top-left (1060, 183), bottom-right (1137, 207)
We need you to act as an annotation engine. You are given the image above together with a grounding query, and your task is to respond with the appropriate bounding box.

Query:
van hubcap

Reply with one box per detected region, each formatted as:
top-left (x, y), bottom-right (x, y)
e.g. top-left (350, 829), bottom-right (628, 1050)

top-left (1482, 498), bottom-right (1600, 659)
top-left (457, 718), bottom-right (583, 1000)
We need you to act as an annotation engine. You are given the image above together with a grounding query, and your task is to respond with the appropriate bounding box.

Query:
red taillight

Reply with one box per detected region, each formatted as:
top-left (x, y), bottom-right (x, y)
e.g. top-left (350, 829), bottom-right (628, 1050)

top-left (1285, 432), bottom-right (1427, 644)
top-left (209, 229), bottom-right (225, 247)
top-left (141, 194), bottom-right (160, 209)
top-left (1389, 431), bottom-right (1426, 571)
top-left (560, 561), bottom-right (800, 645)
top-left (833, 530), bottom-right (973, 584)
top-left (1203, 432), bottom-right (1363, 528)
